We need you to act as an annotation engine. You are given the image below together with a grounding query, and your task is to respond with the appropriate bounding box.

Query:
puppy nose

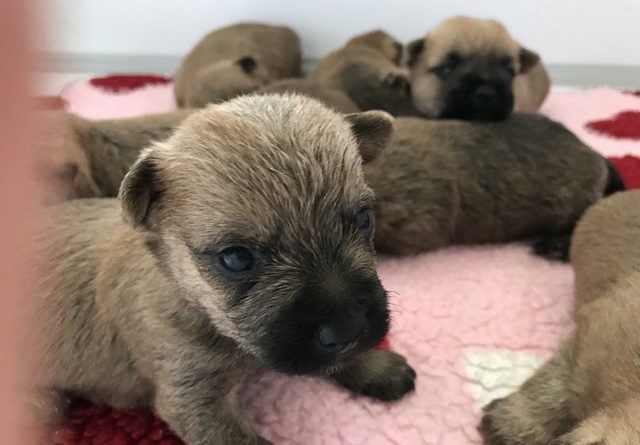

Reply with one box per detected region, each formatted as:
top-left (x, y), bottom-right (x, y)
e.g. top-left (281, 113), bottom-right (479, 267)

top-left (317, 311), bottom-right (366, 353)
top-left (474, 85), bottom-right (497, 102)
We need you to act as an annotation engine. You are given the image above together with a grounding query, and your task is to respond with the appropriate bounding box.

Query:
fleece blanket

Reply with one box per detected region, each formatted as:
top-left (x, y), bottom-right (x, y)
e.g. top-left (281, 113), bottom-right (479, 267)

top-left (45, 76), bottom-right (640, 445)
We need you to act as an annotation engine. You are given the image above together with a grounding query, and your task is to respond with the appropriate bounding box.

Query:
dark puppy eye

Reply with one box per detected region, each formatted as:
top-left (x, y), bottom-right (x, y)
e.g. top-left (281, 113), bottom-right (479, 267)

top-left (355, 209), bottom-right (372, 232)
top-left (433, 54), bottom-right (460, 79)
top-left (219, 246), bottom-right (254, 273)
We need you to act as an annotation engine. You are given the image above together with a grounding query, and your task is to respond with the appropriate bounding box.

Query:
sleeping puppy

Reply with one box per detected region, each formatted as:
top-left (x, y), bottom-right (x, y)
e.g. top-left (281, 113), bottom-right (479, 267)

top-left (33, 110), bottom-right (191, 204)
top-left (31, 95), bottom-right (415, 445)
top-left (480, 190), bottom-right (640, 445)
top-left (174, 23), bottom-right (301, 107)
top-left (406, 16), bottom-right (551, 121)
top-left (365, 114), bottom-right (622, 257)
top-left (310, 30), bottom-right (418, 116)
top-left (255, 78), bottom-right (360, 113)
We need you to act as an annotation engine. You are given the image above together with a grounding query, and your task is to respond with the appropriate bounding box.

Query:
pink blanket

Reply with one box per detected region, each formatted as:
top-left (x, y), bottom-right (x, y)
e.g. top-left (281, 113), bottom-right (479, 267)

top-left (55, 77), bottom-right (640, 445)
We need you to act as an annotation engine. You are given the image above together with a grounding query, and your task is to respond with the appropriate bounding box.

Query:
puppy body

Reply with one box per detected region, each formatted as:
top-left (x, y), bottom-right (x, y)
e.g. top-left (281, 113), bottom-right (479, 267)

top-left (33, 95), bottom-right (415, 445)
top-left (33, 110), bottom-right (192, 203)
top-left (481, 191), bottom-right (640, 445)
top-left (365, 114), bottom-right (609, 255)
top-left (310, 30), bottom-right (418, 115)
top-left (407, 16), bottom-right (551, 120)
top-left (255, 78), bottom-right (360, 113)
top-left (174, 23), bottom-right (301, 107)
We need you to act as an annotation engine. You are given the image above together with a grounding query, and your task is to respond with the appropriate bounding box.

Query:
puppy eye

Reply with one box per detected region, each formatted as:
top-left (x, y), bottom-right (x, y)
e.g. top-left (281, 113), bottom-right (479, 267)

top-left (354, 209), bottom-right (372, 232)
top-left (219, 246), bottom-right (254, 273)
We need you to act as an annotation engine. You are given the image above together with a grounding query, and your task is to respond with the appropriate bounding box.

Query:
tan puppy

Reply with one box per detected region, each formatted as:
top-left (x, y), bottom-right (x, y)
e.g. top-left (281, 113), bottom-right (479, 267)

top-left (480, 190), bottom-right (640, 445)
top-left (174, 23), bottom-right (301, 107)
top-left (406, 16), bottom-right (551, 120)
top-left (32, 95), bottom-right (416, 445)
top-left (310, 30), bottom-right (418, 116)
top-left (256, 78), bottom-right (360, 113)
top-left (365, 114), bottom-right (620, 257)
top-left (33, 110), bottom-right (192, 204)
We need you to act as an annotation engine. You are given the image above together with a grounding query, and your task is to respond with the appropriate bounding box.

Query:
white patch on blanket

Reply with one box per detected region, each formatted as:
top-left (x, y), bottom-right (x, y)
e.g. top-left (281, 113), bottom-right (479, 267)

top-left (463, 349), bottom-right (545, 410)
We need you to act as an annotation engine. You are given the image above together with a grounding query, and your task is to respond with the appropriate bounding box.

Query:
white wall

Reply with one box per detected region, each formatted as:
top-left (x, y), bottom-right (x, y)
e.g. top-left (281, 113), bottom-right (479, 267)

top-left (40, 0), bottom-right (640, 66)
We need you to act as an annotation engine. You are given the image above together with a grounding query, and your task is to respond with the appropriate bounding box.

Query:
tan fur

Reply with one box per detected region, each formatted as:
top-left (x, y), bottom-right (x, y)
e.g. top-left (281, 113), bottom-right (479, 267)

top-left (255, 78), bottom-right (360, 113)
top-left (31, 95), bottom-right (415, 445)
top-left (408, 16), bottom-right (550, 118)
top-left (364, 114), bottom-right (609, 255)
top-left (310, 30), bottom-right (417, 115)
top-left (481, 191), bottom-right (640, 445)
top-left (174, 23), bottom-right (301, 107)
top-left (32, 110), bottom-right (192, 204)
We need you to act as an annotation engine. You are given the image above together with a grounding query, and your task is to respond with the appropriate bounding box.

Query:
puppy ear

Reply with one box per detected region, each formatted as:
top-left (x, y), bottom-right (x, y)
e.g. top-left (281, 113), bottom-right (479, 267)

top-left (518, 46), bottom-right (540, 74)
top-left (344, 111), bottom-right (394, 164)
top-left (237, 56), bottom-right (257, 74)
top-left (382, 71), bottom-right (411, 95)
top-left (119, 150), bottom-right (161, 228)
top-left (405, 38), bottom-right (425, 67)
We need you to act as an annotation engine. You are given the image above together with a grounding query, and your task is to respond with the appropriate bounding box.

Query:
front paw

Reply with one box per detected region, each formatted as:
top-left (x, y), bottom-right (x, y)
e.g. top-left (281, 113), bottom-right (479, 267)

top-left (332, 350), bottom-right (416, 402)
top-left (479, 399), bottom-right (512, 445)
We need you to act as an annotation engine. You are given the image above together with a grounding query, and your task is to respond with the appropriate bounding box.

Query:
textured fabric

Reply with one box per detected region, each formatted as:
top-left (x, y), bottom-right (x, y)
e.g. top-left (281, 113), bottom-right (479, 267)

top-left (50, 76), bottom-right (640, 445)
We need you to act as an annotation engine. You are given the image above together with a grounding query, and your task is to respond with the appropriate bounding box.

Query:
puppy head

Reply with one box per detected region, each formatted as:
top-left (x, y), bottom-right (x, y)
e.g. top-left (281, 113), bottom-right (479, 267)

top-left (347, 29), bottom-right (404, 65)
top-left (119, 94), bottom-right (394, 375)
top-left (184, 56), bottom-right (270, 107)
top-left (407, 16), bottom-right (541, 121)
top-left (32, 111), bottom-right (101, 205)
top-left (341, 63), bottom-right (416, 116)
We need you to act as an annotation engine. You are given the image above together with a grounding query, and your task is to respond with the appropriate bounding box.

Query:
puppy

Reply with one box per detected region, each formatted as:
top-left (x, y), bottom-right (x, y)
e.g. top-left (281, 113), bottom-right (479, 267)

top-left (32, 95), bottom-right (416, 445)
top-left (33, 110), bottom-right (191, 204)
top-left (480, 190), bottom-right (640, 445)
top-left (406, 16), bottom-right (551, 120)
top-left (256, 78), bottom-right (360, 113)
top-left (364, 114), bottom-right (620, 256)
top-left (310, 30), bottom-right (418, 116)
top-left (174, 23), bottom-right (301, 107)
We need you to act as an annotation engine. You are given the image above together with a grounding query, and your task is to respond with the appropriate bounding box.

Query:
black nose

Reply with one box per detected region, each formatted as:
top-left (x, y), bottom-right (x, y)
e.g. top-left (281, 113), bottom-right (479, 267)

top-left (473, 85), bottom-right (497, 103)
top-left (317, 311), bottom-right (366, 353)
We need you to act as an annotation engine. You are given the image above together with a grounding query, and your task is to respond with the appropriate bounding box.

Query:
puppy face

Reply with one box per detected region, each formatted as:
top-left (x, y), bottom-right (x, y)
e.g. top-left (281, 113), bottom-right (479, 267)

top-left (185, 56), bottom-right (269, 107)
top-left (407, 16), bottom-right (540, 121)
top-left (120, 95), bottom-right (394, 375)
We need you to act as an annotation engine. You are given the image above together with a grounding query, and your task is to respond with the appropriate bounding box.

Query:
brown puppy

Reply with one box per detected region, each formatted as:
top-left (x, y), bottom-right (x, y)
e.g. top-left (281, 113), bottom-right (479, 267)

top-left (406, 16), bottom-right (551, 121)
top-left (364, 114), bottom-right (619, 257)
top-left (480, 190), bottom-right (640, 445)
top-left (310, 30), bottom-right (418, 116)
top-left (33, 110), bottom-right (191, 204)
top-left (174, 23), bottom-right (301, 107)
top-left (32, 95), bottom-right (416, 445)
top-left (256, 78), bottom-right (360, 113)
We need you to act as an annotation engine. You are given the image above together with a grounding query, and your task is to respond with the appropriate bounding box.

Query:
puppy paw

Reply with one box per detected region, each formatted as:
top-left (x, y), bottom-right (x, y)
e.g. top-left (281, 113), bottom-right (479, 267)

top-left (332, 350), bottom-right (416, 402)
top-left (479, 399), bottom-right (514, 445)
top-left (532, 233), bottom-right (572, 262)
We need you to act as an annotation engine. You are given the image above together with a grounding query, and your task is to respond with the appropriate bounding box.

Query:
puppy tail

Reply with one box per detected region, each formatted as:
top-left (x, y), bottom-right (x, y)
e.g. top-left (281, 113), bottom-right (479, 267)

top-left (604, 159), bottom-right (626, 196)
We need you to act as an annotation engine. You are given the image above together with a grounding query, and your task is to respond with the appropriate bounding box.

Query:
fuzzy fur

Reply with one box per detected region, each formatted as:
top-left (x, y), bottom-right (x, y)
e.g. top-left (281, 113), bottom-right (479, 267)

top-left (174, 23), bottom-right (301, 107)
top-left (33, 110), bottom-right (191, 204)
top-left (310, 30), bottom-right (418, 116)
top-left (365, 114), bottom-right (610, 255)
top-left (255, 78), bottom-right (360, 113)
top-left (480, 190), bottom-right (640, 445)
top-left (31, 95), bottom-right (415, 445)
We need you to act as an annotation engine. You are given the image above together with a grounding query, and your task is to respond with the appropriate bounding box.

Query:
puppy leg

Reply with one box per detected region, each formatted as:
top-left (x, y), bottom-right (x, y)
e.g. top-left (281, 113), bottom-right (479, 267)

top-left (556, 397), bottom-right (640, 445)
top-left (330, 349), bottom-right (416, 401)
top-left (480, 342), bottom-right (576, 445)
top-left (155, 367), bottom-right (272, 445)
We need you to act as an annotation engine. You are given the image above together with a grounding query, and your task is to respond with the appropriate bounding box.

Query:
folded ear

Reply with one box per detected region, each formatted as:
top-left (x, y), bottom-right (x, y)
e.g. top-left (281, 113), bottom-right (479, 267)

top-left (405, 38), bottom-right (426, 67)
top-left (382, 71), bottom-right (411, 95)
top-left (118, 150), bottom-right (161, 228)
top-left (344, 111), bottom-right (394, 164)
top-left (237, 56), bottom-right (257, 74)
top-left (519, 46), bottom-right (541, 74)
